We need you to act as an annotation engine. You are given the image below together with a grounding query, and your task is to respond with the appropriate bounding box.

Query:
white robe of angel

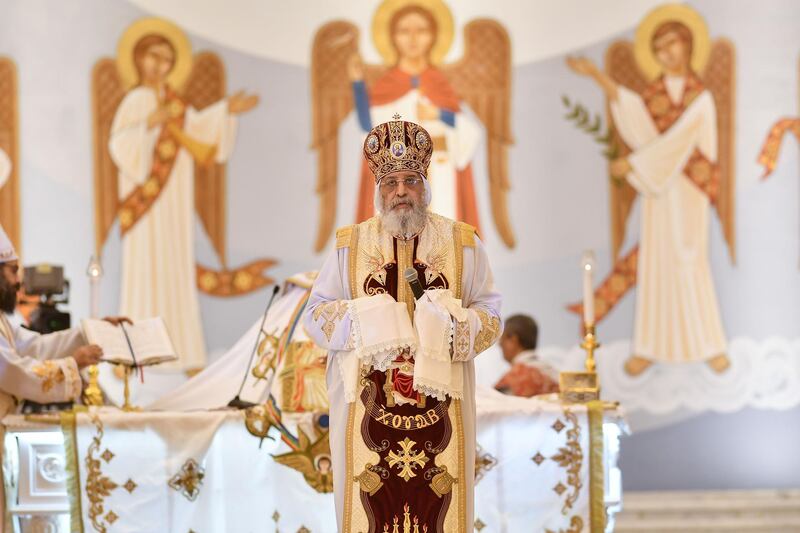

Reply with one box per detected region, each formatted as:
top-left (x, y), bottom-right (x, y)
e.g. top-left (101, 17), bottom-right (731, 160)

top-left (109, 87), bottom-right (237, 369)
top-left (611, 79), bottom-right (726, 362)
top-left (304, 226), bottom-right (502, 530)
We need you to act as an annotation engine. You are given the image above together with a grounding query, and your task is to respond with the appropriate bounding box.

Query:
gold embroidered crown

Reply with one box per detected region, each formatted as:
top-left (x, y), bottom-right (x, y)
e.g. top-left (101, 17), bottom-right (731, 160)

top-left (363, 114), bottom-right (433, 183)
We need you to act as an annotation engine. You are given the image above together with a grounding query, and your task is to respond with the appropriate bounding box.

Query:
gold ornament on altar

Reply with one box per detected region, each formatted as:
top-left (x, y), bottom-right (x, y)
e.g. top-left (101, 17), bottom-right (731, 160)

top-left (272, 428), bottom-right (334, 493)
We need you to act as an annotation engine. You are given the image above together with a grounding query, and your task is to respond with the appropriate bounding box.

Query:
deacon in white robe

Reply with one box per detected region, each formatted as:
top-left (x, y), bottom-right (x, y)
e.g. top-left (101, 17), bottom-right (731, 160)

top-left (109, 87), bottom-right (237, 370)
top-left (0, 224), bottom-right (132, 416)
top-left (305, 118), bottom-right (501, 532)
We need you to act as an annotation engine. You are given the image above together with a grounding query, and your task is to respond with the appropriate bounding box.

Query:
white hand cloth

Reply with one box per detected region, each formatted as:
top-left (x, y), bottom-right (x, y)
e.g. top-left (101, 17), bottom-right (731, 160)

top-left (339, 294), bottom-right (417, 403)
top-left (413, 289), bottom-right (465, 401)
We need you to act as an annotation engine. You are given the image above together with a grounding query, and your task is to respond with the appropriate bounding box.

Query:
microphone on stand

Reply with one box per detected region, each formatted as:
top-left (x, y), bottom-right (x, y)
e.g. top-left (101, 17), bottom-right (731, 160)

top-left (404, 267), bottom-right (426, 300)
top-left (228, 284), bottom-right (281, 409)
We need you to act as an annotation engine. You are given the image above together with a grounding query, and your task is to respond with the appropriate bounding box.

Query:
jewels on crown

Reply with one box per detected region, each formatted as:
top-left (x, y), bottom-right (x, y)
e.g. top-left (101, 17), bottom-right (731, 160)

top-left (362, 116), bottom-right (433, 183)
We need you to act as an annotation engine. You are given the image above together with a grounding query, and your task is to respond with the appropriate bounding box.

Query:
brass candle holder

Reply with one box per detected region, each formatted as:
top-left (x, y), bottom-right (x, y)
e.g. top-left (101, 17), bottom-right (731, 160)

top-left (83, 365), bottom-right (104, 406)
top-left (120, 365), bottom-right (141, 412)
top-left (559, 325), bottom-right (601, 403)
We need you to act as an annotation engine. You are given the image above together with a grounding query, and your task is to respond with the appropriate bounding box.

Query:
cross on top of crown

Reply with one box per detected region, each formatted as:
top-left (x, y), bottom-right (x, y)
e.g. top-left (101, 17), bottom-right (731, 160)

top-left (392, 113), bottom-right (402, 120)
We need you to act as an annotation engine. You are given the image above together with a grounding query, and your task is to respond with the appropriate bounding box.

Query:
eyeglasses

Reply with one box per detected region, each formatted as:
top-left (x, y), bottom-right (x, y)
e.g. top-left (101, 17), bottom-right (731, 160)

top-left (379, 176), bottom-right (423, 191)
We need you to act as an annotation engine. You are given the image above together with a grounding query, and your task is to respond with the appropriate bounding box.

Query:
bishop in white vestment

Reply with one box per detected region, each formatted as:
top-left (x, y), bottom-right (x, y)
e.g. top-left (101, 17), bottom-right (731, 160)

top-left (305, 118), bottom-right (502, 532)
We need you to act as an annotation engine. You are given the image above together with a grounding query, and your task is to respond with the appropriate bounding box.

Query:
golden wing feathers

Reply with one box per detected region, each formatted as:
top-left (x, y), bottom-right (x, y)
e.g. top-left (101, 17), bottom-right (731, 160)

top-left (702, 39), bottom-right (736, 263)
top-left (0, 57), bottom-right (19, 251)
top-left (184, 52), bottom-right (228, 266)
top-left (311, 21), bottom-right (361, 252)
top-left (604, 41), bottom-right (647, 262)
top-left (443, 19), bottom-right (515, 247)
top-left (91, 58), bottom-right (126, 257)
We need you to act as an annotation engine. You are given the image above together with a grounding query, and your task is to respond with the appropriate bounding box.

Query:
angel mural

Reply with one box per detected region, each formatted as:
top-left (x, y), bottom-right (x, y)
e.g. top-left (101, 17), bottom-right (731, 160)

top-left (310, 0), bottom-right (514, 252)
top-left (567, 4), bottom-right (735, 376)
top-left (0, 57), bottom-right (18, 254)
top-left (93, 18), bottom-right (274, 370)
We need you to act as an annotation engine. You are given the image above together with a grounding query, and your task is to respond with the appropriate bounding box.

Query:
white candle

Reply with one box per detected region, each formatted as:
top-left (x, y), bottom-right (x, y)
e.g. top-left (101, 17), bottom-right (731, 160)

top-left (581, 250), bottom-right (596, 327)
top-left (86, 255), bottom-right (104, 319)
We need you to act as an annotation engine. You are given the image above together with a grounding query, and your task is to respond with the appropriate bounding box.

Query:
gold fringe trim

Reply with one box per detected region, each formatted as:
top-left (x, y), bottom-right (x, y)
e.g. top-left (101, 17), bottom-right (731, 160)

top-left (455, 221), bottom-right (476, 248)
top-left (587, 400), bottom-right (605, 532)
top-left (454, 399), bottom-right (467, 532)
top-left (60, 410), bottom-right (85, 533)
top-left (343, 400), bottom-right (356, 533)
top-left (336, 225), bottom-right (354, 249)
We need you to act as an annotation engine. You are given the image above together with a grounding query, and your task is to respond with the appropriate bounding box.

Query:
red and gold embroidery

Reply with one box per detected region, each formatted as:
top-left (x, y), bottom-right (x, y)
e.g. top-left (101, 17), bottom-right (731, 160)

top-left (758, 117), bottom-right (800, 178)
top-left (642, 73), bottom-right (720, 203)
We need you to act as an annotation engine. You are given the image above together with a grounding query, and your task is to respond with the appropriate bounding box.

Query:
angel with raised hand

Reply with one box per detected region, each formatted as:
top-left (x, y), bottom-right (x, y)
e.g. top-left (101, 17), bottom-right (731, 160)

top-left (567, 4), bottom-right (735, 376)
top-left (311, 0), bottom-right (514, 251)
top-left (93, 18), bottom-right (261, 371)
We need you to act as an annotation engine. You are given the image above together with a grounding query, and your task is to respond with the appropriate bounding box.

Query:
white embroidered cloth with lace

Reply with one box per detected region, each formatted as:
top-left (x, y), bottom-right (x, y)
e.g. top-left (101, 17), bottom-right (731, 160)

top-left (339, 294), bottom-right (417, 403)
top-left (413, 289), bottom-right (467, 401)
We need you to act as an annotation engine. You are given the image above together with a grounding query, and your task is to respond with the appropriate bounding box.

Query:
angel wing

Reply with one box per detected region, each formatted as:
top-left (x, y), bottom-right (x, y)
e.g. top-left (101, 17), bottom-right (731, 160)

top-left (183, 52), bottom-right (228, 267)
top-left (702, 39), bottom-right (736, 263)
top-left (310, 21), bottom-right (386, 252)
top-left (605, 42), bottom-right (648, 262)
top-left (0, 57), bottom-right (19, 252)
top-left (272, 428), bottom-right (333, 493)
top-left (442, 19), bottom-right (515, 248)
top-left (91, 58), bottom-right (126, 256)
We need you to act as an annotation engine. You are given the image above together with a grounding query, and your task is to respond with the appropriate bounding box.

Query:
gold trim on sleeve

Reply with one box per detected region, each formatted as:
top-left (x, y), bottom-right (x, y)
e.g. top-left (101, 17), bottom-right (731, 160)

top-left (312, 300), bottom-right (348, 342)
top-left (452, 319), bottom-right (471, 362)
top-left (32, 360), bottom-right (65, 393)
top-left (473, 310), bottom-right (501, 354)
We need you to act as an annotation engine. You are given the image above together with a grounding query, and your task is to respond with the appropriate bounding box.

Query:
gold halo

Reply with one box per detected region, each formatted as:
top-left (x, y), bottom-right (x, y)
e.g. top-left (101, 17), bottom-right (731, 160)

top-left (372, 0), bottom-right (454, 66)
top-left (633, 3), bottom-right (711, 80)
top-left (116, 17), bottom-right (193, 89)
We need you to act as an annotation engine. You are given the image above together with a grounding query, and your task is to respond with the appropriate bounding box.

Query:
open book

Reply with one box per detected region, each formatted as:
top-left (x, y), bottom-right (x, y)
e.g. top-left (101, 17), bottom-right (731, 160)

top-left (81, 317), bottom-right (178, 367)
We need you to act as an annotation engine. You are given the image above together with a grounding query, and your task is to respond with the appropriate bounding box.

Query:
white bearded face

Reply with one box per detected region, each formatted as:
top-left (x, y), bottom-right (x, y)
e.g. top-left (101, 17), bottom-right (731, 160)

top-left (375, 171), bottom-right (431, 238)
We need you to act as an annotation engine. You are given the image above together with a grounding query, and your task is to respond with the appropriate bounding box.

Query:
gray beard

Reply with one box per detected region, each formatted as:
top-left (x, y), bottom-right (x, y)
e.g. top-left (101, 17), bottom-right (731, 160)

top-left (381, 204), bottom-right (428, 239)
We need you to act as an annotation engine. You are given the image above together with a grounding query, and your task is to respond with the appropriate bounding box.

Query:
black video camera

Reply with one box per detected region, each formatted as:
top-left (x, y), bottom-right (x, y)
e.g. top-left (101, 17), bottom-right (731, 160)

top-left (23, 264), bottom-right (70, 334)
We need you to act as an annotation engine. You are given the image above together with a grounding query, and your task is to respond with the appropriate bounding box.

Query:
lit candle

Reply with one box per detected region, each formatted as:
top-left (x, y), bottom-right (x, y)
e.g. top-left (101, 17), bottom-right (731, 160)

top-left (581, 250), bottom-right (596, 327)
top-left (86, 255), bottom-right (104, 319)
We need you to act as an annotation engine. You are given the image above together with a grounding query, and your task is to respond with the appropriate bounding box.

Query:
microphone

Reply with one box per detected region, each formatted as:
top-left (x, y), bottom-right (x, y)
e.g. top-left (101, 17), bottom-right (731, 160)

top-left (404, 267), bottom-right (426, 300)
top-left (228, 284), bottom-right (280, 409)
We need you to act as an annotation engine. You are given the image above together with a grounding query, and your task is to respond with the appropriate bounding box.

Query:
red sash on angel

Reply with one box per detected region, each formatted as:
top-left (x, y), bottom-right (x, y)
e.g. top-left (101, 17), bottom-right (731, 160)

top-left (118, 88), bottom-right (216, 235)
top-left (570, 74), bottom-right (719, 323)
top-left (355, 67), bottom-right (481, 232)
top-left (117, 88), bottom-right (275, 297)
top-left (758, 117), bottom-right (800, 178)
